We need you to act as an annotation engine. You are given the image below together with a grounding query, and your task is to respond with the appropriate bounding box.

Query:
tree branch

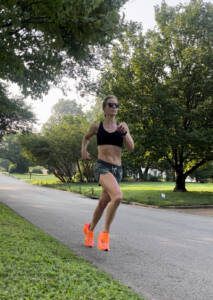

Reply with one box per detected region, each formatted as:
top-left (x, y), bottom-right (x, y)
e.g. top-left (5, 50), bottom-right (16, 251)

top-left (184, 159), bottom-right (207, 177)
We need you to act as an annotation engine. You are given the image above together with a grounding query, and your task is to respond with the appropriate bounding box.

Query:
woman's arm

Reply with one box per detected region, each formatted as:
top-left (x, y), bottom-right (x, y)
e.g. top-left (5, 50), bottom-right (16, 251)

top-left (81, 123), bottom-right (98, 160)
top-left (117, 122), bottom-right (134, 152)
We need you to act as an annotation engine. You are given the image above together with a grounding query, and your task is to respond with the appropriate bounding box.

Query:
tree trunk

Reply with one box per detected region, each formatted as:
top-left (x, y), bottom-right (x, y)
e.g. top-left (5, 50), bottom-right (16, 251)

top-left (143, 166), bottom-right (149, 181)
top-left (77, 160), bottom-right (84, 183)
top-left (138, 166), bottom-right (143, 180)
top-left (173, 172), bottom-right (187, 192)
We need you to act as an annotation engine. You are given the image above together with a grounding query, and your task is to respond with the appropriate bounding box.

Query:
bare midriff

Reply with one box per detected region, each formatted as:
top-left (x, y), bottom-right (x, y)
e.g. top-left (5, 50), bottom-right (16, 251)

top-left (97, 145), bottom-right (122, 166)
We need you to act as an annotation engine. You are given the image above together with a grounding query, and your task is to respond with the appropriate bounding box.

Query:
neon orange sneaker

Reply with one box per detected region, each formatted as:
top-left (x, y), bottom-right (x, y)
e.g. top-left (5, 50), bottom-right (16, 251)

top-left (83, 223), bottom-right (94, 247)
top-left (97, 231), bottom-right (110, 251)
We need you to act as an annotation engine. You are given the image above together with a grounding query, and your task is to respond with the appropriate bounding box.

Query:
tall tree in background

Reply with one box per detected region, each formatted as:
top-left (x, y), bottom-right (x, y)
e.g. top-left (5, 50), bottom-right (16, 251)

top-left (42, 98), bottom-right (83, 130)
top-left (98, 0), bottom-right (213, 192)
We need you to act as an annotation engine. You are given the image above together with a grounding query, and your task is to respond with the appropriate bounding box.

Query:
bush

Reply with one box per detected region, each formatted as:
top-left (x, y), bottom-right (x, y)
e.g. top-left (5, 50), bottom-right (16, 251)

top-left (72, 171), bottom-right (88, 183)
top-left (30, 166), bottom-right (43, 174)
top-left (0, 158), bottom-right (10, 172)
top-left (8, 163), bottom-right (17, 173)
top-left (122, 177), bottom-right (136, 182)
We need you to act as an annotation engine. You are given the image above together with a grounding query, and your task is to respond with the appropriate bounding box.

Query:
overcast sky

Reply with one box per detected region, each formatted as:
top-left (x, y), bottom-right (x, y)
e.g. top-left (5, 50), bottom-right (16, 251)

top-left (23, 0), bottom-right (211, 130)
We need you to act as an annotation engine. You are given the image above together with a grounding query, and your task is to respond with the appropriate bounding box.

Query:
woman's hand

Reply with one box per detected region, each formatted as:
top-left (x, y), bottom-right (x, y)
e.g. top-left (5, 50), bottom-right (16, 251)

top-left (81, 151), bottom-right (91, 160)
top-left (117, 122), bottom-right (128, 135)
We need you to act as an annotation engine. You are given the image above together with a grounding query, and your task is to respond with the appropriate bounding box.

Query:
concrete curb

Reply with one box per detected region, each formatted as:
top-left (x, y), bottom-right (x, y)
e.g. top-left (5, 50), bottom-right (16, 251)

top-left (161, 205), bottom-right (213, 209)
top-left (86, 195), bottom-right (213, 210)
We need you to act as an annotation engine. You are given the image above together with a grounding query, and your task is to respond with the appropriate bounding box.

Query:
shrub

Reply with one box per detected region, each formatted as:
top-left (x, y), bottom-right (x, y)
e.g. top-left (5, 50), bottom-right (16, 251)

top-left (30, 166), bottom-right (43, 174)
top-left (122, 177), bottom-right (136, 182)
top-left (8, 163), bottom-right (17, 173)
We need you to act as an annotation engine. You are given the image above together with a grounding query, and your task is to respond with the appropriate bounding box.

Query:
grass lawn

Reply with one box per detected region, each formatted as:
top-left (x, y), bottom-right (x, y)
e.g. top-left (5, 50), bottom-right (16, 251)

top-left (12, 173), bottom-right (57, 183)
top-left (0, 202), bottom-right (144, 300)
top-left (11, 173), bottom-right (213, 207)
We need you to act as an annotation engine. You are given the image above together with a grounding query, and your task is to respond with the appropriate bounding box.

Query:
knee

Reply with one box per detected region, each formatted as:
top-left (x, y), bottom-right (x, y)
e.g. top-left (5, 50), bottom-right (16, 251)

top-left (112, 192), bottom-right (123, 205)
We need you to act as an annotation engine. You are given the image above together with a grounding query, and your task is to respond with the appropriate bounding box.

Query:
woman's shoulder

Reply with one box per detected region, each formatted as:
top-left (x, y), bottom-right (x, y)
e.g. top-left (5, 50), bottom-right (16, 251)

top-left (91, 122), bottom-right (100, 133)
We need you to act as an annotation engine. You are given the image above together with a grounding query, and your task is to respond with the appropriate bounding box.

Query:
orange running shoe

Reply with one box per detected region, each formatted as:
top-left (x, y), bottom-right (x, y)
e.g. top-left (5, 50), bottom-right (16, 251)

top-left (83, 223), bottom-right (94, 247)
top-left (97, 231), bottom-right (110, 251)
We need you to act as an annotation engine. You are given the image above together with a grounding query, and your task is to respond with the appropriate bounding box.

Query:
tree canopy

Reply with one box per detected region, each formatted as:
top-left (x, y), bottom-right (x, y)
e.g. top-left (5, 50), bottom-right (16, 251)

top-left (98, 0), bottom-right (213, 191)
top-left (0, 0), bottom-right (127, 141)
top-left (42, 98), bottom-right (83, 130)
top-left (19, 115), bottom-right (97, 183)
top-left (0, 84), bottom-right (34, 141)
top-left (0, 0), bottom-right (128, 99)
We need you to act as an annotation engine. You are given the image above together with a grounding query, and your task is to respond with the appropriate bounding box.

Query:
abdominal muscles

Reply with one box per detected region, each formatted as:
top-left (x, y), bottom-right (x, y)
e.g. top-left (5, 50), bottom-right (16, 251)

top-left (98, 145), bottom-right (122, 166)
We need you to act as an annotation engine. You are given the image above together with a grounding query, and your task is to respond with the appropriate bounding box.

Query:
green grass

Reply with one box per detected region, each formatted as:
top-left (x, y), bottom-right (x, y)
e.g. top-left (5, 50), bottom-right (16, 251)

top-left (12, 173), bottom-right (57, 183)
top-left (0, 202), bottom-right (144, 300)
top-left (11, 173), bottom-right (213, 207)
top-left (34, 181), bottom-right (213, 207)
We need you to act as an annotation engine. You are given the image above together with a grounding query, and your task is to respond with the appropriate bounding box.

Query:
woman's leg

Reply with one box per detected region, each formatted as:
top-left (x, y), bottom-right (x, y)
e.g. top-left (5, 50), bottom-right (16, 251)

top-left (89, 189), bottom-right (110, 231)
top-left (99, 173), bottom-right (123, 233)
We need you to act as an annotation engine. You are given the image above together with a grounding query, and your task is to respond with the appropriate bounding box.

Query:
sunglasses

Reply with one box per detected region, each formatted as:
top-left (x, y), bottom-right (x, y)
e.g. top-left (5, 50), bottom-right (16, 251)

top-left (107, 102), bottom-right (120, 108)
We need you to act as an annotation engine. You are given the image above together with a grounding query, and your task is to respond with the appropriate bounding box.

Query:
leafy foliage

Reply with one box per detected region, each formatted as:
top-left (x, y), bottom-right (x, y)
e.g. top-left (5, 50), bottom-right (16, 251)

top-left (0, 0), bottom-right (128, 142)
top-left (0, 84), bottom-right (34, 141)
top-left (0, 0), bottom-right (127, 99)
top-left (191, 162), bottom-right (213, 183)
top-left (19, 115), bottom-right (97, 182)
top-left (42, 98), bottom-right (83, 131)
top-left (0, 158), bottom-right (10, 171)
top-left (0, 134), bottom-right (31, 173)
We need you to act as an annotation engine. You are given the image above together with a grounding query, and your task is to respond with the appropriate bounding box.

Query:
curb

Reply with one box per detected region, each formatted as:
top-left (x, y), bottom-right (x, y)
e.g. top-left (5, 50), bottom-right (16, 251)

top-left (161, 205), bottom-right (213, 209)
top-left (86, 195), bottom-right (213, 210)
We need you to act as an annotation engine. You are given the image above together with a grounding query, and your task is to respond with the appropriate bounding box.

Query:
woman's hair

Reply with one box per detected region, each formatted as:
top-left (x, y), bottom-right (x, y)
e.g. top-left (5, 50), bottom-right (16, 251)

top-left (102, 95), bottom-right (117, 110)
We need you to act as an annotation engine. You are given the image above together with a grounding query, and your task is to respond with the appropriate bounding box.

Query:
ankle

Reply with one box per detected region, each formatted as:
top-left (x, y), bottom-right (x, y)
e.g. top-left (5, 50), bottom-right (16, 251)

top-left (89, 224), bottom-right (94, 231)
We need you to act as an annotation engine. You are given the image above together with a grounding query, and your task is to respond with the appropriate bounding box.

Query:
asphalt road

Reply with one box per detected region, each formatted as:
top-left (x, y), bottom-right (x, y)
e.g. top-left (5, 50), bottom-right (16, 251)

top-left (1, 174), bottom-right (213, 300)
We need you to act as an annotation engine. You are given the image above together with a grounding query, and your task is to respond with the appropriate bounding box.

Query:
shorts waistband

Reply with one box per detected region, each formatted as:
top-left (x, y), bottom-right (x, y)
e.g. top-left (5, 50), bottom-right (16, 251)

top-left (97, 160), bottom-right (122, 168)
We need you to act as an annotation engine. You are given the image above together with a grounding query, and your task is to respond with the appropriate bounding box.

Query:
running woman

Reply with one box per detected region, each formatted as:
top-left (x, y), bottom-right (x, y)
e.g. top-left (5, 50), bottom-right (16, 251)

top-left (81, 95), bottom-right (134, 251)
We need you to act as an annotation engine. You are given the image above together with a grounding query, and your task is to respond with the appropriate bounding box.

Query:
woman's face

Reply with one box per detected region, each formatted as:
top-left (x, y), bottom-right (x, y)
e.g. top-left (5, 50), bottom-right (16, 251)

top-left (104, 98), bottom-right (119, 116)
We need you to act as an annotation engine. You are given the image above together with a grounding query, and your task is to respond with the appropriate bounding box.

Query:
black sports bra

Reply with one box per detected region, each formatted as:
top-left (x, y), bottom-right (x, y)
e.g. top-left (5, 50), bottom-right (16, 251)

top-left (97, 122), bottom-right (123, 148)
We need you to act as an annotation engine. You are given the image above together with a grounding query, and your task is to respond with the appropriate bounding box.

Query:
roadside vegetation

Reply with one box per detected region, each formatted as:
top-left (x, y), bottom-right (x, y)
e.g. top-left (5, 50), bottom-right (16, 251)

top-left (0, 202), bottom-right (144, 300)
top-left (10, 173), bottom-right (213, 207)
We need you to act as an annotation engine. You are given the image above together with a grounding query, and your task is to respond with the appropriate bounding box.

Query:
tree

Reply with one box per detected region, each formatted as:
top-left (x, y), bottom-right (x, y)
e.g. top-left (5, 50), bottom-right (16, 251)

top-left (42, 98), bottom-right (83, 130)
top-left (98, 1), bottom-right (213, 191)
top-left (1, 1), bottom-right (128, 142)
top-left (19, 115), bottom-right (97, 182)
top-left (0, 0), bottom-right (127, 100)
top-left (0, 134), bottom-right (31, 173)
top-left (0, 83), bottom-right (34, 141)
top-left (1, 0), bottom-right (127, 141)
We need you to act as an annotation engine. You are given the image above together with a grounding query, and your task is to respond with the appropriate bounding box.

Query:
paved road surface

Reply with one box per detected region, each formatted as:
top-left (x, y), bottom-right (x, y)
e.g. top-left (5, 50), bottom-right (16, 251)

top-left (1, 174), bottom-right (213, 300)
